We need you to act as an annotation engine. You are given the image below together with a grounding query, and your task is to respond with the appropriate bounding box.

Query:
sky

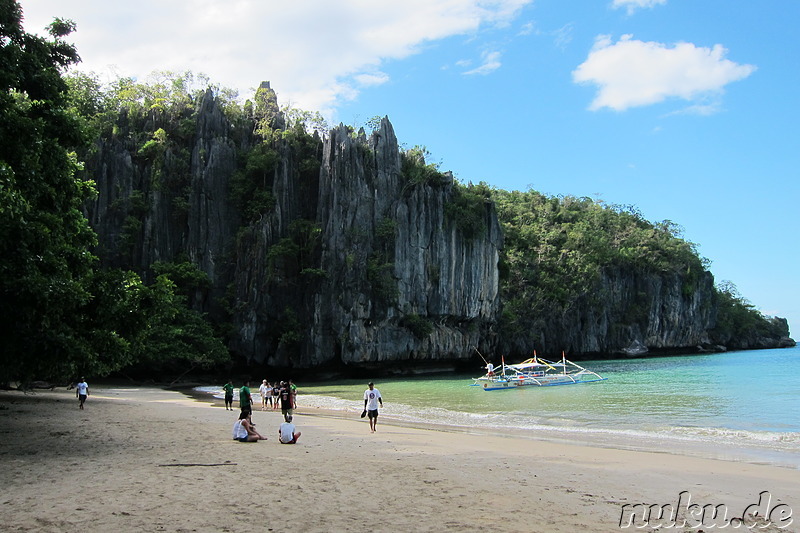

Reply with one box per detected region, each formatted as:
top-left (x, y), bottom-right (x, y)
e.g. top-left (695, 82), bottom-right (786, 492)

top-left (21, 0), bottom-right (800, 339)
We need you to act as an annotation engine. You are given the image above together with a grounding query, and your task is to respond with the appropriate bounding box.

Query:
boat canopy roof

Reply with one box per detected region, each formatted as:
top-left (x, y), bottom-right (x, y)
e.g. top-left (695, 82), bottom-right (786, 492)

top-left (505, 360), bottom-right (565, 371)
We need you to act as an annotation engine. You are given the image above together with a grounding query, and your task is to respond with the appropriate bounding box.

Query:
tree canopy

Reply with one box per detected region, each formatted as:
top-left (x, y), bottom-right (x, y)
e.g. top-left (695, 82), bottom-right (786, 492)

top-left (0, 2), bottom-right (227, 384)
top-left (0, 2), bottom-right (98, 382)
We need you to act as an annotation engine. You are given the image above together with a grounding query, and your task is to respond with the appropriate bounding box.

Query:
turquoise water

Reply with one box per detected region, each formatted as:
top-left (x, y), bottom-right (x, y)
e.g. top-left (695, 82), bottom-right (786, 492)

top-left (196, 346), bottom-right (800, 467)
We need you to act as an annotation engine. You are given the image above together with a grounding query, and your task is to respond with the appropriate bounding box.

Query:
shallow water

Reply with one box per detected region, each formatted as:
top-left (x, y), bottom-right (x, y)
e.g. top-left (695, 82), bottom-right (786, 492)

top-left (195, 346), bottom-right (800, 467)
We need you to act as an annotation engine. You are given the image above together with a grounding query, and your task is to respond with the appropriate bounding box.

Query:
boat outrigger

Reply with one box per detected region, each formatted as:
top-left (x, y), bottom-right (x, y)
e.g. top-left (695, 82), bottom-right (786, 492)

top-left (472, 350), bottom-right (607, 390)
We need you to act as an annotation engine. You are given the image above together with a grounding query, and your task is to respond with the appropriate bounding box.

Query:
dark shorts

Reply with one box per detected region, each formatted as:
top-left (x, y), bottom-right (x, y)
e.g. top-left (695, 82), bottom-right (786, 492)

top-left (236, 436), bottom-right (252, 442)
top-left (367, 409), bottom-right (378, 419)
top-left (225, 395), bottom-right (233, 402)
top-left (241, 405), bottom-right (252, 415)
top-left (78, 394), bottom-right (87, 402)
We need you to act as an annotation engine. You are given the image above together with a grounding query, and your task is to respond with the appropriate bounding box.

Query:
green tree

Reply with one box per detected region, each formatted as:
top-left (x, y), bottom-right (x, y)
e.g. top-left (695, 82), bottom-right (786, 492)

top-left (0, 4), bottom-right (230, 384)
top-left (711, 281), bottom-right (786, 343)
top-left (0, 4), bottom-right (101, 383)
top-left (127, 275), bottom-right (228, 375)
top-left (491, 188), bottom-right (710, 343)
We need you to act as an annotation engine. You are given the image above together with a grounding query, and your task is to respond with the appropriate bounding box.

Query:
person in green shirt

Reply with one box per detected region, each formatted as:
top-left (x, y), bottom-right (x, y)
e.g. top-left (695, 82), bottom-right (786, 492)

top-left (289, 379), bottom-right (297, 408)
top-left (240, 380), bottom-right (252, 415)
top-left (222, 380), bottom-right (234, 411)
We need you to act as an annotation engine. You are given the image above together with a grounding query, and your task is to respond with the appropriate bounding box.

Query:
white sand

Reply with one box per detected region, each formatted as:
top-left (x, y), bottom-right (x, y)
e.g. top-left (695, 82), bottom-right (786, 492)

top-left (0, 387), bottom-right (797, 532)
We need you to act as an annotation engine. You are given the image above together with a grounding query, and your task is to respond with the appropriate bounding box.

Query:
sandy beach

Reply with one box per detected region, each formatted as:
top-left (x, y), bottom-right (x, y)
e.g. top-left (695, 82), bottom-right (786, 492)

top-left (0, 386), bottom-right (797, 532)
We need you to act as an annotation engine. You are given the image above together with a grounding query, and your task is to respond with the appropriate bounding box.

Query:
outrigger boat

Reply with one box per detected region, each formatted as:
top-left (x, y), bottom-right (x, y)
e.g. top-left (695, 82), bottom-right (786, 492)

top-left (472, 350), bottom-right (607, 390)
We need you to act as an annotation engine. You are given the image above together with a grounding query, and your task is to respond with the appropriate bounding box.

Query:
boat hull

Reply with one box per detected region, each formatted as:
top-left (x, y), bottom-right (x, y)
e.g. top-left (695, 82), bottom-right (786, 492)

top-left (475, 375), bottom-right (606, 390)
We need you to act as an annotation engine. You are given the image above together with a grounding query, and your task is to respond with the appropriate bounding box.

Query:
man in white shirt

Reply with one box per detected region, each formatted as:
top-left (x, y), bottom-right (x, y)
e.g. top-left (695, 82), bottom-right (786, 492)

top-left (258, 379), bottom-right (270, 411)
top-left (363, 382), bottom-right (383, 433)
top-left (75, 378), bottom-right (89, 410)
top-left (279, 415), bottom-right (301, 444)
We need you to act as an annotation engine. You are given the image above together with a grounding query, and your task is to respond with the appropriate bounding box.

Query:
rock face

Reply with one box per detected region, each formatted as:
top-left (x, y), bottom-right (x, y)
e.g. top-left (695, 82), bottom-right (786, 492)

top-left (310, 122), bottom-right (502, 367)
top-left (500, 268), bottom-right (718, 357)
top-left (229, 119), bottom-right (502, 368)
top-left (85, 89), bottom-right (792, 369)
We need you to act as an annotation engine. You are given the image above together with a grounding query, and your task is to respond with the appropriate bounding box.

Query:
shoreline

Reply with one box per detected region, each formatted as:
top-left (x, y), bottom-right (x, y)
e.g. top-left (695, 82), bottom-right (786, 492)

top-left (2, 386), bottom-right (798, 532)
top-left (188, 385), bottom-right (800, 471)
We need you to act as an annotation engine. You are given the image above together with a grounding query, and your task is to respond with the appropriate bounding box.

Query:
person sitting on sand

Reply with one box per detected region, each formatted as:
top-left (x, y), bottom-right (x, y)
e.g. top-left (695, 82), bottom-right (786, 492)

top-left (232, 412), bottom-right (267, 442)
top-left (278, 415), bottom-right (301, 444)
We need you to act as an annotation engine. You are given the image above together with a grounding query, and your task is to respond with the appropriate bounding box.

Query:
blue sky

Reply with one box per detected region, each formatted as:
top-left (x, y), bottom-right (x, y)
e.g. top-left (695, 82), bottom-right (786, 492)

top-left (22, 0), bottom-right (799, 338)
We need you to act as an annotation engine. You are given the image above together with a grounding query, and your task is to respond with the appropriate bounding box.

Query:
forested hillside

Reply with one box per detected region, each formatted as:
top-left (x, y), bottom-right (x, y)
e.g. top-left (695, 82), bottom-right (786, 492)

top-left (491, 190), bottom-right (791, 354)
top-left (0, 6), bottom-right (792, 384)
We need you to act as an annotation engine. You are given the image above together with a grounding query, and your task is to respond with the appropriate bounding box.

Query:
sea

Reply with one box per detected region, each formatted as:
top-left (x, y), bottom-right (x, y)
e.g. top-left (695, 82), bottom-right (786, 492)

top-left (194, 345), bottom-right (800, 468)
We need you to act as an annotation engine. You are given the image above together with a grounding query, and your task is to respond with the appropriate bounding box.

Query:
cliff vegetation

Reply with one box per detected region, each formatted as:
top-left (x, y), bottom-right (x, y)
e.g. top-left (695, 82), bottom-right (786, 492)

top-left (0, 8), bottom-right (792, 383)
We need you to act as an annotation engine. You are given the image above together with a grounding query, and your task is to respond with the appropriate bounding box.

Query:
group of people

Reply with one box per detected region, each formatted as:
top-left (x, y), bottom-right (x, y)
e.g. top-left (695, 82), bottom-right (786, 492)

top-left (223, 378), bottom-right (301, 444)
top-left (223, 378), bottom-right (385, 443)
top-left (258, 379), bottom-right (297, 413)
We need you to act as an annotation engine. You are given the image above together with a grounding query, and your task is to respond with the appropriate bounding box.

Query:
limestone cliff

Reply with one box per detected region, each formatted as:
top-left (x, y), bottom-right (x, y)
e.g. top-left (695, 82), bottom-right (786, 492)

top-left (229, 119), bottom-right (502, 368)
top-left (84, 88), bottom-right (792, 369)
top-left (499, 268), bottom-right (719, 357)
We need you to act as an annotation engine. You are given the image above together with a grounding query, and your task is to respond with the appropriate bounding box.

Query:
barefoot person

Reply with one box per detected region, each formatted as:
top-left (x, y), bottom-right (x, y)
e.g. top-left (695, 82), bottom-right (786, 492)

top-left (232, 412), bottom-right (266, 442)
top-left (279, 381), bottom-right (293, 422)
top-left (259, 379), bottom-right (269, 411)
top-left (271, 383), bottom-right (280, 410)
top-left (239, 380), bottom-right (253, 416)
top-left (222, 379), bottom-right (234, 411)
top-left (75, 378), bottom-right (89, 410)
top-left (363, 382), bottom-right (383, 433)
top-left (278, 415), bottom-right (301, 444)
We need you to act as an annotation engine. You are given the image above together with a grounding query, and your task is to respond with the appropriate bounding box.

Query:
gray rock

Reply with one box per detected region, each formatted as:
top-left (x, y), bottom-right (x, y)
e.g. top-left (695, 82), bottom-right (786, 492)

top-left (83, 89), bottom-right (794, 368)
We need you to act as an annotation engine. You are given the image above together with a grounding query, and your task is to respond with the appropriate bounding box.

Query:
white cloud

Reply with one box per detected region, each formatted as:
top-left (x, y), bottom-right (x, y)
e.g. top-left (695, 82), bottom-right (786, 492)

top-left (463, 50), bottom-right (502, 75)
top-left (20, 0), bottom-right (531, 116)
top-left (551, 23), bottom-right (574, 50)
top-left (354, 72), bottom-right (390, 87)
top-left (611, 0), bottom-right (667, 15)
top-left (518, 21), bottom-right (537, 36)
top-left (572, 35), bottom-right (756, 112)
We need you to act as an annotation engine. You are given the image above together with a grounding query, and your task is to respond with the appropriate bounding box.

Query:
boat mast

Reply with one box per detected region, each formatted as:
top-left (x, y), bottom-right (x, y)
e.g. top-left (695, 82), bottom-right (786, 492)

top-left (473, 346), bottom-right (489, 367)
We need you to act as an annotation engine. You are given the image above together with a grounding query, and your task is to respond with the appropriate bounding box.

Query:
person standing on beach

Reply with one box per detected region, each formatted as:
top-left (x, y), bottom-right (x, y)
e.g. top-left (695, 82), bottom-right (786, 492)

top-left (363, 382), bottom-right (383, 433)
top-left (289, 379), bottom-right (297, 408)
top-left (272, 383), bottom-right (280, 410)
top-left (75, 378), bottom-right (89, 410)
top-left (222, 380), bottom-right (234, 410)
top-left (240, 380), bottom-right (253, 416)
top-left (279, 381), bottom-right (293, 422)
top-left (259, 379), bottom-right (270, 411)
